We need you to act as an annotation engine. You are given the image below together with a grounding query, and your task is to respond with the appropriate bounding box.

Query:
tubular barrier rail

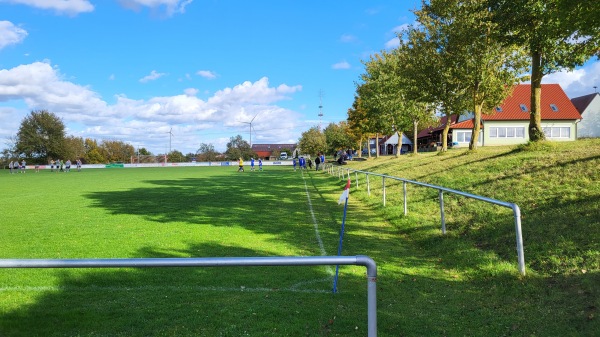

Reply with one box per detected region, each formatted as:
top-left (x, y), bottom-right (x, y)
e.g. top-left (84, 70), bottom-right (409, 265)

top-left (0, 255), bottom-right (378, 337)
top-left (325, 164), bottom-right (525, 276)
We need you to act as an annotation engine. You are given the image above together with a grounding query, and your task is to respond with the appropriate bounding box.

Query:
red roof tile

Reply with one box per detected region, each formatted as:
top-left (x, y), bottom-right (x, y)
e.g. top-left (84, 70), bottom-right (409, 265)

top-left (483, 84), bottom-right (582, 121)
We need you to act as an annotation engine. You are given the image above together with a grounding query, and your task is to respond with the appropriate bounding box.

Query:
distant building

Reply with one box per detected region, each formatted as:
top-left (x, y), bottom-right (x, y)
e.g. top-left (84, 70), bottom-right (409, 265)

top-left (417, 84), bottom-right (583, 148)
top-left (571, 92), bottom-right (600, 138)
top-left (251, 144), bottom-right (297, 160)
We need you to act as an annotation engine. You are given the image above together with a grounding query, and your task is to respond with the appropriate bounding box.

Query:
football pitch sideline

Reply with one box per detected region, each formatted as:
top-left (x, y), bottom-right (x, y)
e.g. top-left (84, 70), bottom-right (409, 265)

top-left (0, 166), bottom-right (378, 336)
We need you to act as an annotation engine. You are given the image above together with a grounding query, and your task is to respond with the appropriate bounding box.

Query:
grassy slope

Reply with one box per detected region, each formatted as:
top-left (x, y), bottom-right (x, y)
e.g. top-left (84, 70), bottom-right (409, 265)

top-left (341, 138), bottom-right (599, 336)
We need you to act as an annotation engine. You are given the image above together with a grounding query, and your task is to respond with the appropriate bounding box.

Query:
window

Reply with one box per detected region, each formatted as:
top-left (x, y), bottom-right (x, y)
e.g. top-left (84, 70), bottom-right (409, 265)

top-left (495, 106), bottom-right (503, 112)
top-left (519, 104), bottom-right (528, 112)
top-left (550, 104), bottom-right (559, 112)
top-left (455, 131), bottom-right (470, 142)
top-left (543, 127), bottom-right (571, 138)
top-left (489, 127), bottom-right (526, 138)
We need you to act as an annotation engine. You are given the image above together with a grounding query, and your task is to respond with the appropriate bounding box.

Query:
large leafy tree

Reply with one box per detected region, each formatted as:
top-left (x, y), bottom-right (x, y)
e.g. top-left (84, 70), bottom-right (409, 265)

top-left (15, 110), bottom-right (66, 163)
top-left (416, 0), bottom-right (529, 150)
top-left (297, 126), bottom-right (326, 157)
top-left (99, 140), bottom-right (135, 163)
top-left (346, 96), bottom-right (370, 157)
top-left (225, 135), bottom-right (255, 160)
top-left (323, 122), bottom-right (354, 156)
top-left (63, 136), bottom-right (86, 161)
top-left (491, 0), bottom-right (600, 141)
top-left (196, 143), bottom-right (219, 162)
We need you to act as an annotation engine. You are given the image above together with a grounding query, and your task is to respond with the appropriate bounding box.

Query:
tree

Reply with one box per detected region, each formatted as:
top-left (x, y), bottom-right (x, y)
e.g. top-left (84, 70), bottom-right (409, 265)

top-left (225, 135), bottom-right (255, 160)
top-left (15, 110), bottom-right (66, 163)
top-left (323, 122), bottom-right (354, 156)
top-left (297, 126), bottom-right (326, 157)
top-left (168, 150), bottom-right (185, 163)
top-left (347, 96), bottom-right (370, 157)
top-left (83, 138), bottom-right (105, 164)
top-left (99, 140), bottom-right (135, 163)
top-left (491, 0), bottom-right (600, 141)
top-left (63, 136), bottom-right (86, 161)
top-left (196, 143), bottom-right (220, 161)
top-left (416, 0), bottom-right (529, 150)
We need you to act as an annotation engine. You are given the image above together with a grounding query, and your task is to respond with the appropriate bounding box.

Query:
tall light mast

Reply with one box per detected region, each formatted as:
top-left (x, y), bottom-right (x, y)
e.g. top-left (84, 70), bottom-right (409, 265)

top-left (318, 90), bottom-right (324, 130)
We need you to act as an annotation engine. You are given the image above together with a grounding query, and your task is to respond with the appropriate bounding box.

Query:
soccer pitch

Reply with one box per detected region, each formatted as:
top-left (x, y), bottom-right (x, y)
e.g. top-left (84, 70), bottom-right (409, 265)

top-left (0, 166), bottom-right (374, 336)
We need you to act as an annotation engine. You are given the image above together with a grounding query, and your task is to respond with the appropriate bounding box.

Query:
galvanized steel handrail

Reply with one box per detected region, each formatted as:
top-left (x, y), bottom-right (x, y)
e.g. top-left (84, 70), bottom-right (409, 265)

top-left (324, 163), bottom-right (525, 276)
top-left (0, 255), bottom-right (378, 336)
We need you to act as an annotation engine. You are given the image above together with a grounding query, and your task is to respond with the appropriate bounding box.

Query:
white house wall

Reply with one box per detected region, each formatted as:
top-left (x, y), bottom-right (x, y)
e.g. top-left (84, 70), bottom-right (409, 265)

top-left (577, 96), bottom-right (600, 138)
top-left (482, 120), bottom-right (577, 145)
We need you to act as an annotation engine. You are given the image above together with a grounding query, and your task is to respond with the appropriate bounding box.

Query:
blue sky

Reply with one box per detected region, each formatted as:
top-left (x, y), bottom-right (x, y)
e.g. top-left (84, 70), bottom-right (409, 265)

top-left (1, 0), bottom-right (598, 154)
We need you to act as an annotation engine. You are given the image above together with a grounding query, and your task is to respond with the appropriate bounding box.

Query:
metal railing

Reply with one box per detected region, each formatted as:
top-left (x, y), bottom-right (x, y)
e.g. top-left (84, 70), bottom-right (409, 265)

top-left (0, 255), bottom-right (378, 336)
top-left (325, 164), bottom-right (525, 276)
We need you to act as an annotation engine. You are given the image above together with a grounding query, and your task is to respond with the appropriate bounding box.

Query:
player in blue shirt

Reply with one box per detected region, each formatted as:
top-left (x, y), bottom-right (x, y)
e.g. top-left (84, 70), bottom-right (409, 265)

top-left (250, 158), bottom-right (255, 171)
top-left (258, 159), bottom-right (263, 171)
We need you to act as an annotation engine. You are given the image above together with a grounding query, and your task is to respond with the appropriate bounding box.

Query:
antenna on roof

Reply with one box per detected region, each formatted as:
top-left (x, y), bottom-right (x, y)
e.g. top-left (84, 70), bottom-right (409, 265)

top-left (318, 89), bottom-right (324, 131)
top-left (594, 86), bottom-right (598, 93)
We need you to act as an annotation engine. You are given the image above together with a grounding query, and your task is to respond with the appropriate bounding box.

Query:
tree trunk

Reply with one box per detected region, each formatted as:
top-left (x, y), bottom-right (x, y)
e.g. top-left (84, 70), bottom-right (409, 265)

top-left (441, 115), bottom-right (451, 152)
top-left (358, 136), bottom-right (363, 158)
top-left (469, 104), bottom-right (483, 150)
top-left (529, 50), bottom-right (545, 141)
top-left (375, 133), bottom-right (380, 158)
top-left (396, 131), bottom-right (403, 158)
top-left (412, 120), bottom-right (418, 154)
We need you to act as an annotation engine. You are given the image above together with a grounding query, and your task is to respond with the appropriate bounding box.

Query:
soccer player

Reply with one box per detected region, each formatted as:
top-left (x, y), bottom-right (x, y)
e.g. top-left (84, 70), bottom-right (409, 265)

top-left (258, 158), bottom-right (263, 171)
top-left (292, 157), bottom-right (297, 171)
top-left (238, 158), bottom-right (244, 172)
top-left (250, 158), bottom-right (255, 171)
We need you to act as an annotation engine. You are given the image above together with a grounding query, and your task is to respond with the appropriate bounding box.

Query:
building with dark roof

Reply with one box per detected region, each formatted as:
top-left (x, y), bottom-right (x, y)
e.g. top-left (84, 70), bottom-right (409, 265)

top-left (571, 92), bottom-right (600, 138)
top-left (251, 144), bottom-right (297, 160)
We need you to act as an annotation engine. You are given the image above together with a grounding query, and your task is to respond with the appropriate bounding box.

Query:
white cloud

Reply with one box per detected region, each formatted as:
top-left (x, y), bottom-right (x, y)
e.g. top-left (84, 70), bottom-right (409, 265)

top-left (384, 37), bottom-right (399, 49)
top-left (332, 61), bottom-right (351, 70)
top-left (340, 34), bottom-right (357, 43)
top-left (0, 62), bottom-right (304, 153)
top-left (1, 0), bottom-right (94, 16)
top-left (118, 0), bottom-right (192, 16)
top-left (542, 61), bottom-right (600, 98)
top-left (139, 70), bottom-right (166, 83)
top-left (197, 70), bottom-right (217, 79)
top-left (0, 21), bottom-right (28, 50)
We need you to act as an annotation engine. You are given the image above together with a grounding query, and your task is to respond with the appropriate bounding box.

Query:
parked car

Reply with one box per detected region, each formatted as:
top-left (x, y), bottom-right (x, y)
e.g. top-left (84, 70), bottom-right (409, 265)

top-left (279, 152), bottom-right (288, 160)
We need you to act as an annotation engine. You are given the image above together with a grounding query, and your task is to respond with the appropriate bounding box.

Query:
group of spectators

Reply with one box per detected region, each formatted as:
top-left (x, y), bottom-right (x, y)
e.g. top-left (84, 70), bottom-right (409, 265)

top-left (292, 152), bottom-right (326, 171)
top-left (7, 159), bottom-right (82, 173)
top-left (8, 160), bottom-right (26, 174)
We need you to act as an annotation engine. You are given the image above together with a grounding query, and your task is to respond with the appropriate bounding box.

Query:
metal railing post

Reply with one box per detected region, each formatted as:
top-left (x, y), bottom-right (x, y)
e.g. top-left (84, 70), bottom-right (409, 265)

top-left (439, 190), bottom-right (446, 234)
top-left (403, 181), bottom-right (407, 215)
top-left (366, 174), bottom-right (371, 196)
top-left (382, 177), bottom-right (386, 207)
top-left (355, 172), bottom-right (359, 188)
top-left (513, 204), bottom-right (526, 275)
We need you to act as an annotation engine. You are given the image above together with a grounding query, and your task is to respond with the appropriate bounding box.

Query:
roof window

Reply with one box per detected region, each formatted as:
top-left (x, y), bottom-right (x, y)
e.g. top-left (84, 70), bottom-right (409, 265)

top-left (495, 106), bottom-right (503, 112)
top-left (519, 104), bottom-right (528, 112)
top-left (550, 104), bottom-right (559, 112)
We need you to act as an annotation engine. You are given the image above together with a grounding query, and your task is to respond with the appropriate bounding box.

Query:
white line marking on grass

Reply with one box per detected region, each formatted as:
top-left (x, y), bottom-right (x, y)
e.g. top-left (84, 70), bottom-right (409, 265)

top-left (301, 171), bottom-right (334, 278)
top-left (0, 285), bottom-right (331, 294)
top-left (301, 171), bottom-right (327, 257)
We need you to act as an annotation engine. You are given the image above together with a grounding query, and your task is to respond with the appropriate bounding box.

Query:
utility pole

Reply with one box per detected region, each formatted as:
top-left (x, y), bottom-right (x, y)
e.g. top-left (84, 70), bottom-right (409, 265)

top-left (318, 90), bottom-right (324, 131)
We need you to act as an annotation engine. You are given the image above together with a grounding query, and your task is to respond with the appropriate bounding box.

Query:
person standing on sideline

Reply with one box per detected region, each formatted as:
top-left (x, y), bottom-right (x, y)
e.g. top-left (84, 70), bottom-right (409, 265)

top-left (315, 154), bottom-right (321, 171)
top-left (258, 158), bottom-right (263, 171)
top-left (250, 157), bottom-right (255, 171)
top-left (9, 161), bottom-right (13, 174)
top-left (307, 158), bottom-right (313, 170)
top-left (76, 159), bottom-right (82, 172)
top-left (238, 158), bottom-right (244, 172)
top-left (65, 159), bottom-right (71, 172)
top-left (20, 160), bottom-right (26, 173)
top-left (320, 153), bottom-right (325, 169)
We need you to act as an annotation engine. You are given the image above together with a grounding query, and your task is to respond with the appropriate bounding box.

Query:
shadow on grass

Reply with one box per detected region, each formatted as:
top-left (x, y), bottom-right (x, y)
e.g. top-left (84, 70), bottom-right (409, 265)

top-left (0, 242), bottom-right (374, 336)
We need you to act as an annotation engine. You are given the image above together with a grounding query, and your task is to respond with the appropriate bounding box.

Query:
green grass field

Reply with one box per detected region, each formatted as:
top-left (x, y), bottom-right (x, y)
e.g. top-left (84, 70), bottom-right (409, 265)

top-left (1, 139), bottom-right (599, 336)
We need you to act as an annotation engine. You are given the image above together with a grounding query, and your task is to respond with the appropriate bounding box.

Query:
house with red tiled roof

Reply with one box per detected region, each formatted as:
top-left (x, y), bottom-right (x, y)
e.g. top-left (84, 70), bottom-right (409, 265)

top-left (251, 144), bottom-right (297, 160)
top-left (571, 92), bottom-right (600, 138)
top-left (417, 84), bottom-right (583, 147)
